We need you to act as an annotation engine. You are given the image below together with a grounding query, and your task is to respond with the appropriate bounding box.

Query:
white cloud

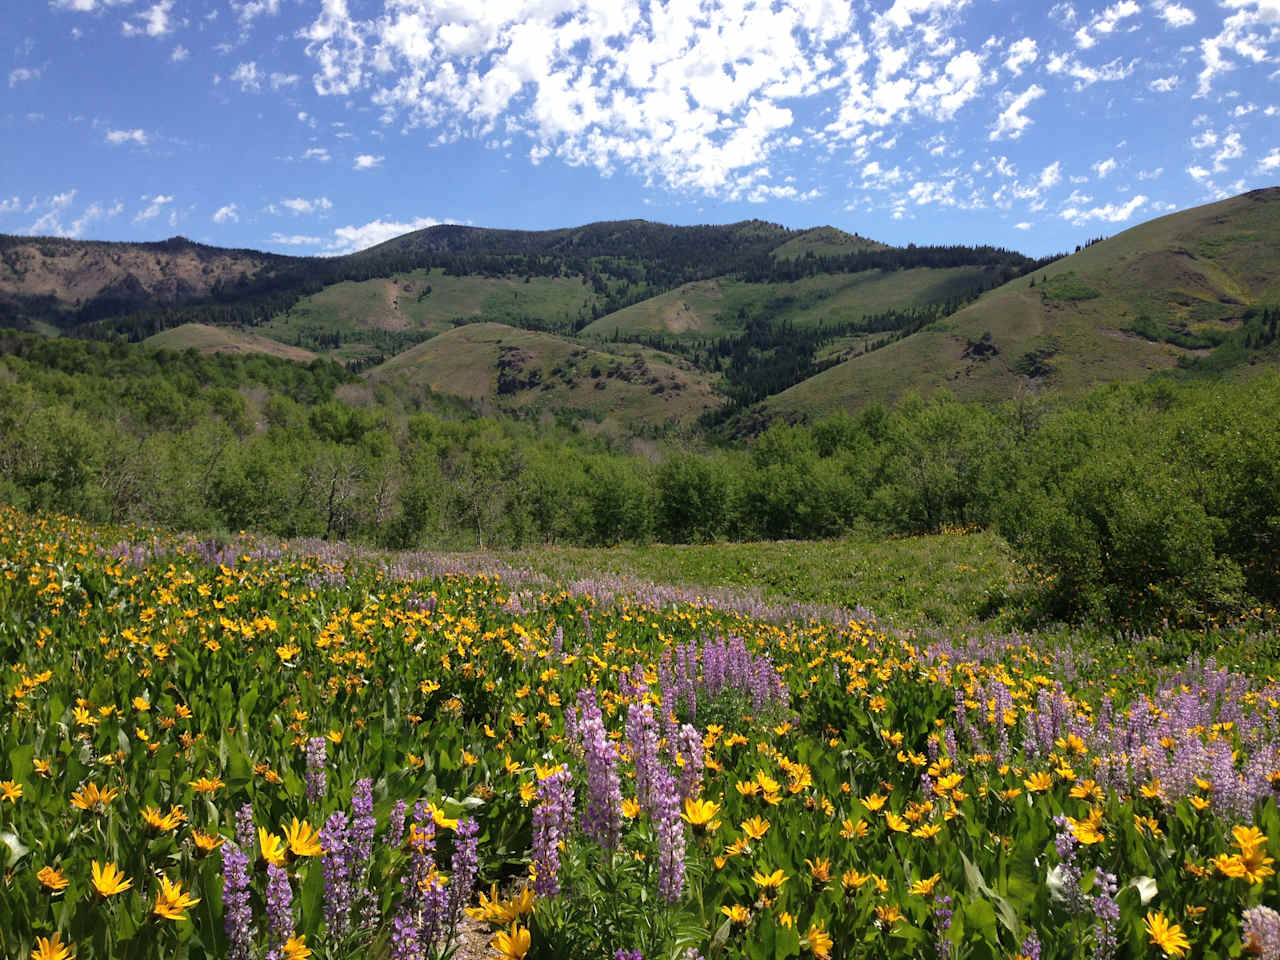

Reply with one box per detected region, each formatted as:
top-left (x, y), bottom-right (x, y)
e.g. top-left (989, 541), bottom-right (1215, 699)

top-left (9, 67), bottom-right (41, 87)
top-left (1197, 1), bottom-right (1280, 97)
top-left (1187, 164), bottom-right (1211, 182)
top-left (105, 128), bottom-right (148, 146)
top-left (1074, 0), bottom-right (1142, 49)
top-left (232, 0), bottom-right (281, 26)
top-left (1259, 148), bottom-right (1280, 172)
top-left (1137, 167), bottom-right (1163, 180)
top-left (1015, 221), bottom-right (1032, 230)
top-left (1149, 75), bottom-right (1179, 92)
top-left (270, 233), bottom-right (326, 246)
top-left (170, 44), bottom-right (189, 62)
top-left (1005, 37), bottom-right (1038, 75)
top-left (270, 72), bottom-right (300, 90)
top-left (212, 203), bottom-right (239, 224)
top-left (134, 194), bottom-right (174, 223)
top-left (989, 84), bottom-right (1045, 141)
top-left (299, 147), bottom-right (331, 162)
top-left (272, 196), bottom-right (333, 216)
top-left (353, 153), bottom-right (383, 170)
top-left (26, 191), bottom-right (125, 238)
top-left (1093, 157), bottom-right (1117, 178)
top-left (1213, 131), bottom-right (1244, 171)
top-left (231, 61), bottom-right (262, 93)
top-left (1060, 193), bottom-right (1147, 225)
top-left (126, 1), bottom-right (173, 38)
top-left (1156, 2), bottom-right (1196, 28)
top-left (327, 215), bottom-right (462, 254)
top-left (295, 0), bottom-right (974, 199)
top-left (1038, 161), bottom-right (1062, 190)
top-left (1047, 53), bottom-right (1136, 89)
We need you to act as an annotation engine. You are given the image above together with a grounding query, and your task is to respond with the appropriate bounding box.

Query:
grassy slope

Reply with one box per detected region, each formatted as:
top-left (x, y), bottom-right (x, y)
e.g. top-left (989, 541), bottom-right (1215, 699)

top-left (258, 268), bottom-right (597, 355)
top-left (487, 527), bottom-right (1020, 627)
top-left (365, 322), bottom-right (723, 429)
top-left (579, 266), bottom-right (996, 340)
top-left (768, 187), bottom-right (1280, 417)
top-left (770, 225), bottom-right (891, 259)
top-left (143, 323), bottom-right (319, 362)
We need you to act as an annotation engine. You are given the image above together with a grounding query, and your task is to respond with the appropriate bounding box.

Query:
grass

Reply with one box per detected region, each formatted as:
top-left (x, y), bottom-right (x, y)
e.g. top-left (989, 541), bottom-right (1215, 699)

top-left (487, 526), bottom-right (1022, 628)
top-left (365, 321), bottom-right (723, 431)
top-left (580, 266), bottom-right (994, 340)
top-left (143, 322), bottom-right (320, 362)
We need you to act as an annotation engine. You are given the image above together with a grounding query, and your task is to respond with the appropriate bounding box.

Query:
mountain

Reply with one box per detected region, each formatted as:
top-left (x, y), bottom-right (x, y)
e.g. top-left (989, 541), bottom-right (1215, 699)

top-left (0, 234), bottom-right (297, 332)
top-left (763, 187), bottom-right (1280, 419)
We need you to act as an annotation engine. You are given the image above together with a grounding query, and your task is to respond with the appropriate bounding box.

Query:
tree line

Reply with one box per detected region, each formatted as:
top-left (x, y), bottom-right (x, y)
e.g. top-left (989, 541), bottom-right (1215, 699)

top-left (0, 330), bottom-right (1277, 625)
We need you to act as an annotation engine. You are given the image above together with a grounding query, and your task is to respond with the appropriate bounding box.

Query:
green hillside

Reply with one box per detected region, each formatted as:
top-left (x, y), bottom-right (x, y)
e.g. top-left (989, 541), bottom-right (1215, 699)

top-left (769, 225), bottom-right (890, 259)
top-left (767, 187), bottom-right (1280, 418)
top-left (365, 322), bottom-right (722, 430)
top-left (580, 266), bottom-right (995, 340)
top-left (255, 268), bottom-right (599, 362)
top-left (143, 322), bottom-right (320, 362)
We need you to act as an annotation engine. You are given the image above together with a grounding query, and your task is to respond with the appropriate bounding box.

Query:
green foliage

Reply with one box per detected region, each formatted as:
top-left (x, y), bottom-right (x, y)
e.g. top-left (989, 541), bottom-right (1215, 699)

top-left (1039, 273), bottom-right (1102, 302)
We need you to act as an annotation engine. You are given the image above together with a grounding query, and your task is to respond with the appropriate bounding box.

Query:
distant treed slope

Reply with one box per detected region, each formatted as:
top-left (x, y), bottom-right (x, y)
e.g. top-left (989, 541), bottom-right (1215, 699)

top-left (766, 187), bottom-right (1280, 418)
top-left (0, 234), bottom-right (298, 330)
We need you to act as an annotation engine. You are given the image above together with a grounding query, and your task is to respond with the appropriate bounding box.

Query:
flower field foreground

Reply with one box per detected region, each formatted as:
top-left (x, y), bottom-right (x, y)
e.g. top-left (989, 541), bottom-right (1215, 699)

top-left (2, 508), bottom-right (1279, 960)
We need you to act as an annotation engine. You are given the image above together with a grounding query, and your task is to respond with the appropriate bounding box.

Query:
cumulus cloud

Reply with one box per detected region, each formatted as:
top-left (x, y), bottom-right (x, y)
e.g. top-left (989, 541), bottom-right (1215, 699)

top-left (270, 233), bottom-right (325, 246)
top-left (1155, 2), bottom-right (1196, 28)
top-left (122, 1), bottom-right (174, 38)
top-left (297, 147), bottom-right (331, 162)
top-left (989, 84), bottom-right (1045, 141)
top-left (134, 194), bottom-right (174, 223)
top-left (105, 128), bottom-right (148, 146)
top-left (271, 196), bottom-right (333, 216)
top-left (1149, 75), bottom-right (1179, 92)
top-left (1046, 53), bottom-right (1136, 89)
top-left (1259, 148), bottom-right (1280, 172)
top-left (327, 216), bottom-right (462, 254)
top-left (1060, 193), bottom-right (1147, 225)
top-left (1092, 157), bottom-right (1117, 178)
top-left (1005, 37), bottom-right (1038, 75)
top-left (27, 191), bottom-right (125, 238)
top-left (1015, 221), bottom-right (1032, 230)
top-left (212, 203), bottom-right (239, 223)
top-left (353, 153), bottom-right (383, 170)
top-left (296, 0), bottom-right (993, 199)
top-left (1038, 161), bottom-right (1062, 190)
top-left (1073, 0), bottom-right (1141, 49)
top-left (9, 67), bottom-right (41, 87)
top-left (231, 61), bottom-right (262, 92)
top-left (170, 44), bottom-right (189, 62)
top-left (1196, 1), bottom-right (1280, 97)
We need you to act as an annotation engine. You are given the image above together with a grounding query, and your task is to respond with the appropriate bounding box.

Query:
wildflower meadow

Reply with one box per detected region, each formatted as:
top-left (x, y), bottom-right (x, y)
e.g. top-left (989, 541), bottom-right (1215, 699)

top-left (1, 506), bottom-right (1278, 960)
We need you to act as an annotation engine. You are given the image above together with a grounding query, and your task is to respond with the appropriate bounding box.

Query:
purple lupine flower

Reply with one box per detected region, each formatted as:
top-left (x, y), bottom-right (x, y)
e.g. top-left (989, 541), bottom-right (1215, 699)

top-left (448, 817), bottom-right (480, 933)
top-left (934, 895), bottom-right (954, 959)
top-left (388, 799), bottom-right (408, 849)
top-left (389, 903), bottom-right (424, 960)
top-left (650, 765), bottom-right (686, 903)
top-left (305, 736), bottom-right (327, 805)
top-left (532, 767), bottom-right (575, 898)
top-left (390, 808), bottom-right (438, 960)
top-left (265, 862), bottom-right (293, 957)
top-left (320, 810), bottom-right (354, 939)
top-left (221, 843), bottom-right (254, 960)
top-left (1018, 931), bottom-right (1042, 960)
top-left (577, 689), bottom-right (623, 852)
top-left (351, 778), bottom-right (376, 865)
top-left (1050, 816), bottom-right (1088, 916)
top-left (420, 873), bottom-right (450, 949)
top-left (1243, 906), bottom-right (1280, 959)
top-left (235, 802), bottom-right (256, 852)
top-left (615, 950), bottom-right (643, 960)
top-left (676, 724), bottom-right (703, 801)
top-left (1091, 871), bottom-right (1119, 960)
top-left (551, 625), bottom-right (564, 657)
top-left (627, 699), bottom-right (661, 812)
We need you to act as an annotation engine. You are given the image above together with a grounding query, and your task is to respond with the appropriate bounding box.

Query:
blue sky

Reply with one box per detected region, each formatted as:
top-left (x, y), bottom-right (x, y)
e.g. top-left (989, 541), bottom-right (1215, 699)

top-left (3, 0), bottom-right (1278, 257)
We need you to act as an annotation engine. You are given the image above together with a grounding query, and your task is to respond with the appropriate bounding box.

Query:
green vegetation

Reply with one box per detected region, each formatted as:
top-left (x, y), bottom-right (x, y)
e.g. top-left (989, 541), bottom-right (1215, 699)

top-left (2, 329), bottom-right (1278, 627)
top-left (1038, 272), bottom-right (1101, 301)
